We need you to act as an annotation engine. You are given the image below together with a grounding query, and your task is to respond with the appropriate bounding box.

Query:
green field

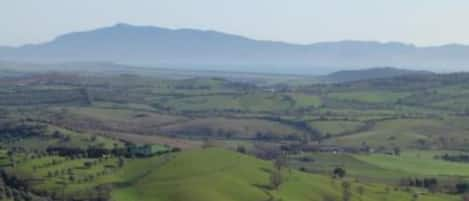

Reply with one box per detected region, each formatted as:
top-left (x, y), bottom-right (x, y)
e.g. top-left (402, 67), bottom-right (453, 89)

top-left (6, 152), bottom-right (171, 200)
top-left (289, 152), bottom-right (410, 182)
top-left (159, 117), bottom-right (306, 139)
top-left (356, 151), bottom-right (469, 177)
top-left (330, 118), bottom-right (469, 149)
top-left (289, 150), bottom-right (469, 183)
top-left (309, 120), bottom-right (365, 136)
top-left (161, 93), bottom-right (296, 112)
top-left (289, 93), bottom-right (322, 107)
top-left (328, 91), bottom-right (410, 103)
top-left (112, 149), bottom-right (456, 201)
top-left (3, 124), bottom-right (123, 152)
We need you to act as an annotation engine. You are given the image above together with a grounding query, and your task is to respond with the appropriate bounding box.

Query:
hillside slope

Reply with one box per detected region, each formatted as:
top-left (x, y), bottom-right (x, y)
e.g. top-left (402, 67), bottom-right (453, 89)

top-left (111, 149), bottom-right (456, 201)
top-left (323, 67), bottom-right (433, 82)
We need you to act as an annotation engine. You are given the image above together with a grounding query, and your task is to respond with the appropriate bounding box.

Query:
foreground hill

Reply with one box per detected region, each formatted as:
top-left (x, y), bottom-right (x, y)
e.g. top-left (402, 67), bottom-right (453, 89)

top-left (323, 67), bottom-right (433, 82)
top-left (111, 149), bottom-right (455, 201)
top-left (2, 24), bottom-right (469, 73)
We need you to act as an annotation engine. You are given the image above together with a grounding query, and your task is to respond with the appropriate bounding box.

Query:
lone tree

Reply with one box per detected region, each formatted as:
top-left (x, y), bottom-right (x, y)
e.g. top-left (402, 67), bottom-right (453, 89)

top-left (270, 153), bottom-right (287, 190)
top-left (118, 157), bottom-right (125, 168)
top-left (270, 168), bottom-right (283, 190)
top-left (342, 181), bottom-right (352, 201)
top-left (357, 185), bottom-right (365, 201)
top-left (274, 154), bottom-right (287, 171)
top-left (412, 193), bottom-right (419, 201)
top-left (393, 147), bottom-right (401, 156)
top-left (236, 145), bottom-right (247, 154)
top-left (333, 167), bottom-right (346, 179)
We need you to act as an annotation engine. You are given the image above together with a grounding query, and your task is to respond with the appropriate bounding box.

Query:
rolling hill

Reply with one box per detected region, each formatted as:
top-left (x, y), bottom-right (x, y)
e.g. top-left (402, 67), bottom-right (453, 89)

top-left (111, 148), bottom-right (456, 201)
top-left (323, 67), bottom-right (433, 82)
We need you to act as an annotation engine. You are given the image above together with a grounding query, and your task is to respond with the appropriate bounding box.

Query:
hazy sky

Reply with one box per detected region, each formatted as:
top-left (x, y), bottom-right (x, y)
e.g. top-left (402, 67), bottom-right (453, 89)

top-left (2, 0), bottom-right (469, 47)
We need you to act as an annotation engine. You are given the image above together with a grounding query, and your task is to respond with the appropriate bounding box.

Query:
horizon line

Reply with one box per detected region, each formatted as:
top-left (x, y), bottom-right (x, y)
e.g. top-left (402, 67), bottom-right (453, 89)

top-left (2, 23), bottom-right (469, 49)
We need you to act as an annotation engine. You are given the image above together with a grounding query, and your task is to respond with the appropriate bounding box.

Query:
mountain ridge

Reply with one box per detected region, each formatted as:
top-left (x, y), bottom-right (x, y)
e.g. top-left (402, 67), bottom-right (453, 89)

top-left (1, 23), bottom-right (469, 74)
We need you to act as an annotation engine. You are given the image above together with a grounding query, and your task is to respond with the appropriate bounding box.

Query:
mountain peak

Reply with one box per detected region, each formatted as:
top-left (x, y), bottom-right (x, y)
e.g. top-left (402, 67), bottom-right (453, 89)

top-left (114, 22), bottom-right (133, 27)
top-left (1, 24), bottom-right (469, 74)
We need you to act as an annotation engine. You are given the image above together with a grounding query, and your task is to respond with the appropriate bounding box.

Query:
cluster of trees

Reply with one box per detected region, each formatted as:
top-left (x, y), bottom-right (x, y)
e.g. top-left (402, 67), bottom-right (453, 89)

top-left (10, 155), bottom-right (121, 201)
top-left (46, 143), bottom-right (176, 159)
top-left (455, 183), bottom-right (469, 194)
top-left (46, 146), bottom-right (114, 158)
top-left (0, 185), bottom-right (35, 201)
top-left (399, 177), bottom-right (438, 192)
top-left (168, 125), bottom-right (303, 142)
top-left (255, 132), bottom-right (300, 141)
top-left (0, 171), bottom-right (37, 200)
top-left (0, 122), bottom-right (46, 140)
top-left (178, 127), bottom-right (239, 140)
top-left (2, 141), bottom-right (174, 201)
top-left (32, 157), bottom-right (65, 170)
top-left (437, 154), bottom-right (469, 163)
top-left (46, 157), bottom-right (118, 184)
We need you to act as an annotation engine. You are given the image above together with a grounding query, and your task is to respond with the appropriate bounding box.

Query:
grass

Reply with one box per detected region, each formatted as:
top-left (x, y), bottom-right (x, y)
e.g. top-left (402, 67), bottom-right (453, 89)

top-left (6, 154), bottom-right (171, 200)
top-left (289, 150), bottom-right (469, 184)
top-left (65, 106), bottom-right (184, 125)
top-left (289, 152), bottom-right (411, 182)
top-left (3, 146), bottom-right (460, 201)
top-left (288, 93), bottom-right (322, 109)
top-left (111, 149), bottom-right (269, 201)
top-left (328, 91), bottom-right (410, 103)
top-left (355, 150), bottom-right (469, 177)
top-left (159, 117), bottom-right (306, 139)
top-left (162, 93), bottom-right (295, 112)
top-left (111, 148), bottom-right (457, 201)
top-left (3, 125), bottom-right (124, 152)
top-left (330, 118), bottom-right (469, 149)
top-left (309, 120), bottom-right (365, 136)
top-left (238, 93), bottom-right (293, 111)
top-left (48, 106), bottom-right (188, 137)
top-left (6, 69), bottom-right (469, 201)
top-left (47, 125), bottom-right (123, 149)
top-left (164, 95), bottom-right (242, 111)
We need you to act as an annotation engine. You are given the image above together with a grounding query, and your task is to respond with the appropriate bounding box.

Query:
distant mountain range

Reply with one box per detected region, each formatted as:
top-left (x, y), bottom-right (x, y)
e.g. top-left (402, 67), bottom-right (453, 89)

top-left (1, 23), bottom-right (469, 74)
top-left (323, 67), bottom-right (433, 82)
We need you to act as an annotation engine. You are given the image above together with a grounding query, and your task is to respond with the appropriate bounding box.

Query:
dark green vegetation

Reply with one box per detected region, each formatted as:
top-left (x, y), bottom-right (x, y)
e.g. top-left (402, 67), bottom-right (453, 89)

top-left (2, 67), bottom-right (469, 201)
top-left (322, 67), bottom-right (432, 83)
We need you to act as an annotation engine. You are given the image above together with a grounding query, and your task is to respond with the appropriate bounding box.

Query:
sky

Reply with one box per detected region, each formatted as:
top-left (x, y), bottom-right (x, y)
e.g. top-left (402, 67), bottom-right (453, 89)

top-left (2, 0), bottom-right (469, 47)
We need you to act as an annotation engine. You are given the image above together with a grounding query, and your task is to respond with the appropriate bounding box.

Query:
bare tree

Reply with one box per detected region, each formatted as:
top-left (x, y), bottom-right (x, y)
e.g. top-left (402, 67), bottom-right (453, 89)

top-left (356, 185), bottom-right (365, 201)
top-left (270, 168), bottom-right (282, 190)
top-left (342, 181), bottom-right (352, 201)
top-left (270, 153), bottom-right (287, 190)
